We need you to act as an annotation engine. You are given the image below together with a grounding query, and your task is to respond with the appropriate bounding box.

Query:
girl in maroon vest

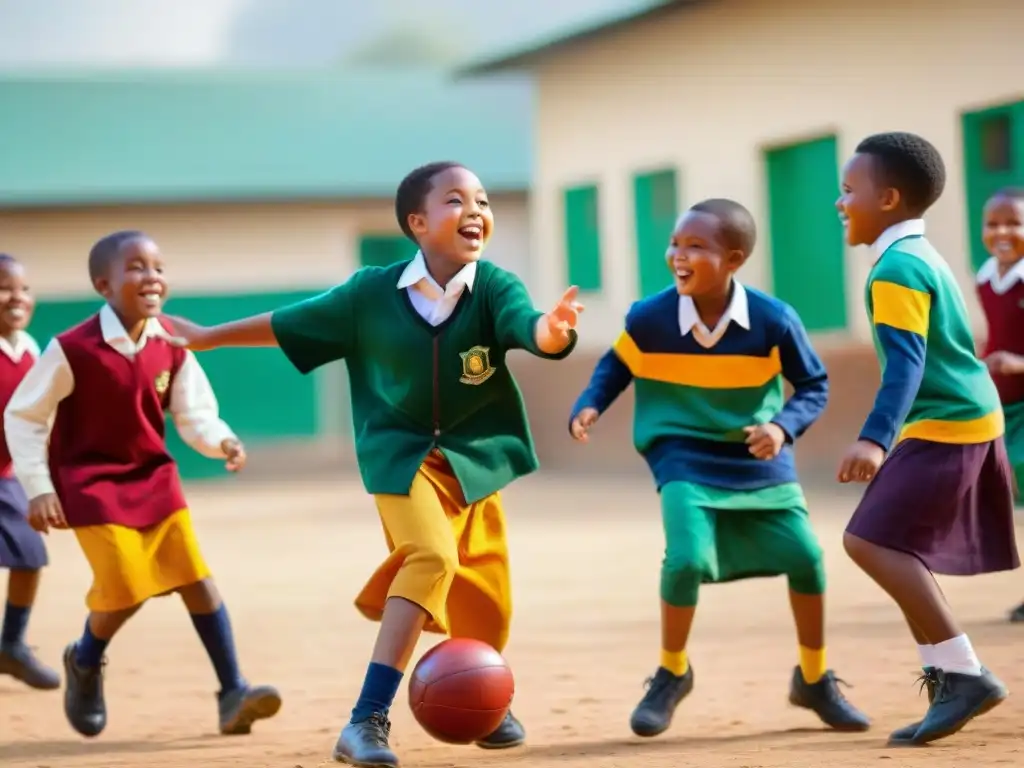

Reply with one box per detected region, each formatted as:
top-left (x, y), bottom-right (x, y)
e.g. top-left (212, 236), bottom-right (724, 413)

top-left (976, 189), bottom-right (1024, 621)
top-left (4, 232), bottom-right (280, 737)
top-left (0, 254), bottom-right (59, 691)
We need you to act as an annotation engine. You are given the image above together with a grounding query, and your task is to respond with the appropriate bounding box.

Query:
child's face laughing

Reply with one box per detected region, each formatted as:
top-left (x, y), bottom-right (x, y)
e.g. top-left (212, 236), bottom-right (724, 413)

top-left (982, 194), bottom-right (1024, 272)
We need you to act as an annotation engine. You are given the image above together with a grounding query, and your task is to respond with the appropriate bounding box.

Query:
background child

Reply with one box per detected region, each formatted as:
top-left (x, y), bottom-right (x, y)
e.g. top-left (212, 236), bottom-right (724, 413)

top-left (0, 253), bottom-right (59, 691)
top-left (166, 162), bottom-right (582, 768)
top-left (569, 198), bottom-right (868, 738)
top-left (974, 188), bottom-right (1024, 621)
top-left (837, 132), bottom-right (1018, 746)
top-left (4, 231), bottom-right (280, 738)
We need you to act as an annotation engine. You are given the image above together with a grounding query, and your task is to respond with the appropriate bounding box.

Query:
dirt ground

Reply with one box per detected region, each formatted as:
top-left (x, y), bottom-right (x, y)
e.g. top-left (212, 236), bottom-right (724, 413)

top-left (2, 472), bottom-right (1023, 768)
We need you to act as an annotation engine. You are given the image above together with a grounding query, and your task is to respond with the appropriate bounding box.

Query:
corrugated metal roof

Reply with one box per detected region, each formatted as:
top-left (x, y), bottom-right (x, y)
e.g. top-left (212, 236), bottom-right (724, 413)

top-left (0, 70), bottom-right (532, 206)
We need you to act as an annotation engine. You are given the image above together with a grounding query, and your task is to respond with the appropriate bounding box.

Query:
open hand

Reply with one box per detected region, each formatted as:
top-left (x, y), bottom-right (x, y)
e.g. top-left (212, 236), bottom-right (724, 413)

top-left (164, 315), bottom-right (212, 351)
top-left (837, 440), bottom-right (885, 483)
top-left (221, 438), bottom-right (247, 472)
top-left (544, 286), bottom-right (585, 342)
top-left (744, 423), bottom-right (785, 460)
top-left (570, 408), bottom-right (600, 442)
top-left (985, 351), bottom-right (1024, 376)
top-left (28, 493), bottom-right (67, 533)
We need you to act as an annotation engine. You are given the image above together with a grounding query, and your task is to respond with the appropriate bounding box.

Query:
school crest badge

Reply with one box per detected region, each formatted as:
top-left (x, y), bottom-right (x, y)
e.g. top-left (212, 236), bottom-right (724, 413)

top-left (154, 370), bottom-right (171, 395)
top-left (459, 346), bottom-right (495, 385)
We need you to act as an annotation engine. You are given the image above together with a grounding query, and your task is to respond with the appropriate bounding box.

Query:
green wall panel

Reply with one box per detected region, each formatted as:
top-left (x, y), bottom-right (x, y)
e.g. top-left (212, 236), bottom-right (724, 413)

top-left (633, 168), bottom-right (678, 298)
top-left (30, 290), bottom-right (323, 480)
top-left (765, 135), bottom-right (847, 332)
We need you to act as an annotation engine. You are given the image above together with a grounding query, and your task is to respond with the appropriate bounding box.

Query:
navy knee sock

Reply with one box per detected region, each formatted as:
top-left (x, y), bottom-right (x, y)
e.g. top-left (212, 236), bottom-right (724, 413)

top-left (351, 662), bottom-right (404, 722)
top-left (75, 619), bottom-right (110, 669)
top-left (190, 604), bottom-right (246, 694)
top-left (1, 601), bottom-right (30, 646)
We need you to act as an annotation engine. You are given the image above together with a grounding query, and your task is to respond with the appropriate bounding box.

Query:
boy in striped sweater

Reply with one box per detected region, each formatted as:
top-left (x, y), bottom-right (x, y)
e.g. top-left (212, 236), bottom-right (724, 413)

top-left (570, 198), bottom-right (869, 738)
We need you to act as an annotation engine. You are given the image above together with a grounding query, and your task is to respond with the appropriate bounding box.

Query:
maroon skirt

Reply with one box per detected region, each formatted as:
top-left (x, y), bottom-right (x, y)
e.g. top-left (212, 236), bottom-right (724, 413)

top-left (846, 437), bottom-right (1019, 576)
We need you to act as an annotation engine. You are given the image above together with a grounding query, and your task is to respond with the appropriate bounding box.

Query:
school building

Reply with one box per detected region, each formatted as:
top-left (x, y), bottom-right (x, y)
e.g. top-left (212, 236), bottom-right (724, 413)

top-left (0, 70), bottom-right (532, 478)
top-left (462, 0), bottom-right (1024, 480)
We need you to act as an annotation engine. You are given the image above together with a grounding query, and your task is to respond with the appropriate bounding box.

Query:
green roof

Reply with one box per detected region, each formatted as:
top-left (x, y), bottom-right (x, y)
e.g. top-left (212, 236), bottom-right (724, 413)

top-left (0, 70), bottom-right (531, 206)
top-left (458, 0), bottom-right (693, 75)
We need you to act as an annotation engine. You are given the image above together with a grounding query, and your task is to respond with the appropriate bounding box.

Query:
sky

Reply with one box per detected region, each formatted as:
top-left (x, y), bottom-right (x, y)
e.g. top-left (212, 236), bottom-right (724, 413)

top-left (0, 0), bottom-right (648, 70)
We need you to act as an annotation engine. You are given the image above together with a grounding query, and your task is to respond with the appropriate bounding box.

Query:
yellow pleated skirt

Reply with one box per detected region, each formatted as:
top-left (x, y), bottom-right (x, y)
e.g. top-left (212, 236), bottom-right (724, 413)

top-left (73, 509), bottom-right (210, 612)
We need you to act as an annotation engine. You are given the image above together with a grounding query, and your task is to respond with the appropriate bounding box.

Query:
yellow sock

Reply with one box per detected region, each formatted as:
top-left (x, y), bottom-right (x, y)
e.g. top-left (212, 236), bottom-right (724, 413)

top-left (799, 645), bottom-right (827, 684)
top-left (660, 648), bottom-right (689, 676)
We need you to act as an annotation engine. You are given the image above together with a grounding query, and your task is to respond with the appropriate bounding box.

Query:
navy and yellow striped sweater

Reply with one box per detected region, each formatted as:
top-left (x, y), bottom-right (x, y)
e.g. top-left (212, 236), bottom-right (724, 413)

top-left (570, 285), bottom-right (828, 491)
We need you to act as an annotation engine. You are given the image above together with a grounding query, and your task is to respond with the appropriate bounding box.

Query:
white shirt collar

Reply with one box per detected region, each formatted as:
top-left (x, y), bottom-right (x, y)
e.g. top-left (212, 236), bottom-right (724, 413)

top-left (678, 280), bottom-right (750, 348)
top-left (872, 219), bottom-right (926, 262)
top-left (976, 256), bottom-right (1024, 295)
top-left (396, 251), bottom-right (477, 301)
top-left (99, 303), bottom-right (169, 356)
top-left (0, 330), bottom-right (38, 363)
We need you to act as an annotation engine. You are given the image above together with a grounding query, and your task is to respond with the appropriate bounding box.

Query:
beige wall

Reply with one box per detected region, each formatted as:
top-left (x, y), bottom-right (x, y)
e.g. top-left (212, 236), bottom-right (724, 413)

top-left (524, 0), bottom-right (1023, 351)
top-left (0, 192), bottom-right (530, 297)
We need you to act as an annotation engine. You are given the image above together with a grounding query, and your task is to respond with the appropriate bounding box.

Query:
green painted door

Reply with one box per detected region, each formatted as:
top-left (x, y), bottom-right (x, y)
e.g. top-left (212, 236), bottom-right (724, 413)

top-left (633, 168), bottom-right (678, 297)
top-left (359, 234), bottom-right (417, 268)
top-left (962, 102), bottom-right (1024, 271)
top-left (765, 135), bottom-right (846, 332)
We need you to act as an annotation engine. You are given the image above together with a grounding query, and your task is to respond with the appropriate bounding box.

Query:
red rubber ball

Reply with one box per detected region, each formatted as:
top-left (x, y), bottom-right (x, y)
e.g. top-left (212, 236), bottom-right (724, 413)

top-left (408, 638), bottom-right (514, 744)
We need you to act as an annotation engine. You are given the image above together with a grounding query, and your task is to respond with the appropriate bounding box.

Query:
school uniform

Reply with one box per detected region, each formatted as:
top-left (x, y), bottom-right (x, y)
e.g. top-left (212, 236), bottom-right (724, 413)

top-left (0, 331), bottom-right (47, 572)
top-left (976, 256), bottom-right (1024, 501)
top-left (270, 252), bottom-right (575, 652)
top-left (846, 220), bottom-right (1019, 575)
top-left (4, 304), bottom-right (237, 611)
top-left (571, 281), bottom-right (828, 605)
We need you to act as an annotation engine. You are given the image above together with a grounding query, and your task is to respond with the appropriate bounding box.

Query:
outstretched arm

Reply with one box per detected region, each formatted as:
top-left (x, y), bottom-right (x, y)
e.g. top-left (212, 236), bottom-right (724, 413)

top-left (169, 277), bottom-right (359, 374)
top-left (489, 270), bottom-right (581, 359)
top-left (772, 308), bottom-right (829, 442)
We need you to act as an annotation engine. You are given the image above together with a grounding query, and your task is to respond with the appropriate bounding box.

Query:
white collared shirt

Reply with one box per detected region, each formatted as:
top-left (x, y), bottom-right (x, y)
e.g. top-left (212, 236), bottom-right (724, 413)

top-left (0, 330), bottom-right (39, 364)
top-left (397, 251), bottom-right (477, 326)
top-left (678, 280), bottom-right (751, 349)
top-left (976, 256), bottom-right (1024, 295)
top-left (4, 303), bottom-right (236, 500)
top-left (872, 219), bottom-right (926, 262)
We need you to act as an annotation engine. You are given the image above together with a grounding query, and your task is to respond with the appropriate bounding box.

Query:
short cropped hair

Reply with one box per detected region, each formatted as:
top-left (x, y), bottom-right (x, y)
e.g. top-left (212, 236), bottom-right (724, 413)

top-left (689, 198), bottom-right (757, 256)
top-left (88, 230), bottom-right (147, 282)
top-left (990, 187), bottom-right (1024, 202)
top-left (394, 161), bottom-right (464, 242)
top-left (855, 132), bottom-right (946, 215)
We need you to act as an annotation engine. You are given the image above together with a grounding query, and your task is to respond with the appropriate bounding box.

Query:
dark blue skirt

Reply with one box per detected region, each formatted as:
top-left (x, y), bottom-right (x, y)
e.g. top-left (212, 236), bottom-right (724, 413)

top-left (0, 477), bottom-right (47, 570)
top-left (846, 437), bottom-right (1019, 576)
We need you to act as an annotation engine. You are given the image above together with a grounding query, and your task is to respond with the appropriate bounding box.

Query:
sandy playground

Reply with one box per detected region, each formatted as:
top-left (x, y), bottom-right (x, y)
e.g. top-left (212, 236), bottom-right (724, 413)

top-left (1, 472), bottom-right (1023, 768)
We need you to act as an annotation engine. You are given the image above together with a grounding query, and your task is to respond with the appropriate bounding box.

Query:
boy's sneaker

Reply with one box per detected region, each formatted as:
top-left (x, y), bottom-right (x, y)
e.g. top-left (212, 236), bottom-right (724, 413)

top-left (788, 667), bottom-right (870, 731)
top-left (0, 641), bottom-right (60, 689)
top-left (218, 684), bottom-right (282, 735)
top-left (908, 668), bottom-right (1007, 745)
top-left (887, 666), bottom-right (939, 744)
top-left (475, 710), bottom-right (525, 749)
top-left (1008, 602), bottom-right (1024, 622)
top-left (333, 713), bottom-right (399, 768)
top-left (629, 665), bottom-right (695, 737)
top-left (62, 642), bottom-right (106, 737)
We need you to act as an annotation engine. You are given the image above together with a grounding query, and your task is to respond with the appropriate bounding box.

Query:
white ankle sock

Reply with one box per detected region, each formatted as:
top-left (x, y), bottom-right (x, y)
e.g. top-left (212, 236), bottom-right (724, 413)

top-left (917, 643), bottom-right (935, 669)
top-left (931, 634), bottom-right (982, 676)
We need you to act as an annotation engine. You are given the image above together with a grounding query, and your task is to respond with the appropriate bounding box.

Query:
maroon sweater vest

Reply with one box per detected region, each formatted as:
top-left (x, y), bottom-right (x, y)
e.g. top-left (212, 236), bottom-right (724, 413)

top-left (49, 315), bottom-right (188, 528)
top-left (978, 279), bottom-right (1024, 406)
top-left (0, 348), bottom-right (36, 478)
